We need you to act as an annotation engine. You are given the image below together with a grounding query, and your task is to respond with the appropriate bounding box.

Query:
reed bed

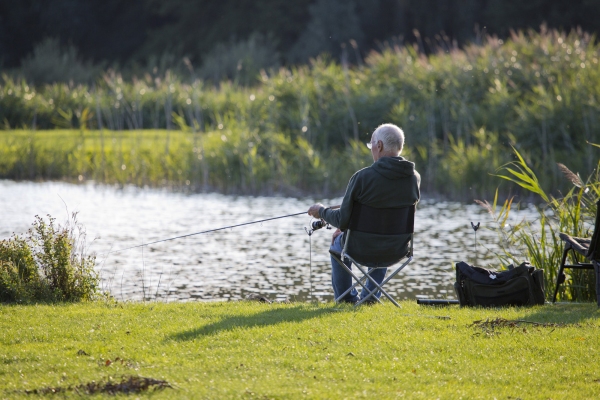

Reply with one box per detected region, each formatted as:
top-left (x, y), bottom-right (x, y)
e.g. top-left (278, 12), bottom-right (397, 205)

top-left (0, 128), bottom-right (369, 195)
top-left (479, 147), bottom-right (600, 301)
top-left (2, 29), bottom-right (600, 197)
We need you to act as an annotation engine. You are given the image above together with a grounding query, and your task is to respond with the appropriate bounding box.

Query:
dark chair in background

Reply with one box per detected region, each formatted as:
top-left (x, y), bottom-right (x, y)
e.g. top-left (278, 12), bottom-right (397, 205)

top-left (553, 199), bottom-right (600, 305)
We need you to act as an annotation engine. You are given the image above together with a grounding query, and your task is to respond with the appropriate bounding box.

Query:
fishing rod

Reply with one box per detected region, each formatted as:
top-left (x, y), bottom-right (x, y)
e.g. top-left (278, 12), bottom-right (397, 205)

top-left (107, 211), bottom-right (305, 255)
top-left (105, 204), bottom-right (340, 255)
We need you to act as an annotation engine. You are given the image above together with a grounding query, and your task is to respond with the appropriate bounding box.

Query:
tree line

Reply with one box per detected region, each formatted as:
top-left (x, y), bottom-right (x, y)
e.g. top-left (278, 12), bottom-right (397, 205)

top-left (1, 0), bottom-right (599, 85)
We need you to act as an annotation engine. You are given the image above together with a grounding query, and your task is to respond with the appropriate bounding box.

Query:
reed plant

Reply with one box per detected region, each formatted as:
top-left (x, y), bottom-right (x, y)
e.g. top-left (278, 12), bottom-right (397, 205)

top-left (2, 28), bottom-right (600, 197)
top-left (477, 146), bottom-right (600, 301)
top-left (0, 128), bottom-right (348, 195)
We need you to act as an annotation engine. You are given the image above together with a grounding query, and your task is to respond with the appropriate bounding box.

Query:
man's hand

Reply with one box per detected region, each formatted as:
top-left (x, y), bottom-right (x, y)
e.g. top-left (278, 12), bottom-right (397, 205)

top-left (307, 203), bottom-right (324, 218)
top-left (331, 228), bottom-right (342, 245)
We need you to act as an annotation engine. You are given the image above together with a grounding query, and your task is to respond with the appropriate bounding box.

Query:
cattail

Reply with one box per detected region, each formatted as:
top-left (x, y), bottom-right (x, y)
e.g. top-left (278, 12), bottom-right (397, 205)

top-left (557, 163), bottom-right (583, 188)
top-left (474, 199), bottom-right (494, 215)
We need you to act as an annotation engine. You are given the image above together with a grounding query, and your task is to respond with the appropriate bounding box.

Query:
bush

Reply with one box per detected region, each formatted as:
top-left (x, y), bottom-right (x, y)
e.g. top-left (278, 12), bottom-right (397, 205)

top-left (0, 214), bottom-right (98, 303)
top-left (199, 33), bottom-right (280, 86)
top-left (287, 0), bottom-right (364, 63)
top-left (19, 38), bottom-right (101, 85)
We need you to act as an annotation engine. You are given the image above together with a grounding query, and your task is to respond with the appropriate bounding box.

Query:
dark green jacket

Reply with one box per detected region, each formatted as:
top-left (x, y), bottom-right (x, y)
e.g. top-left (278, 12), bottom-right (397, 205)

top-left (320, 156), bottom-right (420, 263)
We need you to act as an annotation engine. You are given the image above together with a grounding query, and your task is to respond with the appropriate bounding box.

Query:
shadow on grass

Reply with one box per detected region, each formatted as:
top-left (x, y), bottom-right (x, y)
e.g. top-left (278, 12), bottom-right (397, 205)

top-left (170, 305), bottom-right (343, 341)
top-left (522, 302), bottom-right (600, 324)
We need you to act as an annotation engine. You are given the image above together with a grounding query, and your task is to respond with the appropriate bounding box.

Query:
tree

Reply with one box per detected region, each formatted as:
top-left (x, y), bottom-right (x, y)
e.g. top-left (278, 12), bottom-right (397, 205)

top-left (288, 0), bottom-right (364, 63)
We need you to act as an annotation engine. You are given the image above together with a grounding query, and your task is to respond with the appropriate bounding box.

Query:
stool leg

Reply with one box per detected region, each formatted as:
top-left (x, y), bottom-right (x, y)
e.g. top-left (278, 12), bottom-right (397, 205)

top-left (553, 247), bottom-right (569, 303)
top-left (353, 265), bottom-right (383, 305)
top-left (354, 264), bottom-right (402, 308)
top-left (594, 261), bottom-right (600, 307)
top-left (331, 254), bottom-right (370, 303)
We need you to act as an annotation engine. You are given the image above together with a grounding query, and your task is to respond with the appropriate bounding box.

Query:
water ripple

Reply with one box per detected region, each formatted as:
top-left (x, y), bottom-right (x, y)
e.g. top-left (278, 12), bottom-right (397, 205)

top-left (0, 181), bottom-right (538, 302)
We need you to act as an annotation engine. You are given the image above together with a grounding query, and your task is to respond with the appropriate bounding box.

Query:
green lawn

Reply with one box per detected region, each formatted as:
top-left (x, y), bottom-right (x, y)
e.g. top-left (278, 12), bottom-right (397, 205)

top-left (1, 300), bottom-right (599, 399)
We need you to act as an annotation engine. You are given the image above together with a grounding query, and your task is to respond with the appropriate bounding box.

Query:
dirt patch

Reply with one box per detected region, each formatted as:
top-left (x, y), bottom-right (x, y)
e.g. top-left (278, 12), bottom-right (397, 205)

top-left (24, 375), bottom-right (171, 395)
top-left (470, 317), bottom-right (577, 336)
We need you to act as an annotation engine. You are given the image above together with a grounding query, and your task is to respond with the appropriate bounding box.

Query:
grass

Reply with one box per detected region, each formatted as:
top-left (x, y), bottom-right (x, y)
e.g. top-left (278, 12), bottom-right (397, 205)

top-left (1, 300), bottom-right (599, 398)
top-left (0, 127), bottom-right (515, 199)
top-left (0, 128), bottom-right (375, 196)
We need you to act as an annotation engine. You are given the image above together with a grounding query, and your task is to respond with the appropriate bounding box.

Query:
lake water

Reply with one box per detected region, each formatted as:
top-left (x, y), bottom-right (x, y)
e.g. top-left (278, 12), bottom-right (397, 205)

top-left (0, 180), bottom-right (537, 303)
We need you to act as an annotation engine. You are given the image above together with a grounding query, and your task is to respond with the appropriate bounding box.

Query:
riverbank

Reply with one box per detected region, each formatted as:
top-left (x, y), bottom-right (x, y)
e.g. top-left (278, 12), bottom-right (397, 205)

top-left (0, 129), bottom-right (519, 201)
top-left (1, 301), bottom-right (599, 398)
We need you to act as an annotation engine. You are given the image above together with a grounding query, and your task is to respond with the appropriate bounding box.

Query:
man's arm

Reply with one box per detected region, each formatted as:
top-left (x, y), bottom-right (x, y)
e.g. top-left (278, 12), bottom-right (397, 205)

top-left (307, 204), bottom-right (325, 218)
top-left (314, 173), bottom-right (359, 230)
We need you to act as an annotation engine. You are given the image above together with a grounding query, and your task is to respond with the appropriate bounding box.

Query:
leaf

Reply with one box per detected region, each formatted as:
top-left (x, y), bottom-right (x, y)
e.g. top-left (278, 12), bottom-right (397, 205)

top-left (492, 188), bottom-right (499, 211)
top-left (587, 141), bottom-right (600, 149)
top-left (494, 147), bottom-right (549, 202)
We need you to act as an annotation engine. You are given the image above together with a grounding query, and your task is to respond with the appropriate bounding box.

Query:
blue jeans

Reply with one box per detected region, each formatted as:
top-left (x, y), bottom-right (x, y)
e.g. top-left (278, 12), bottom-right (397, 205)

top-left (330, 233), bottom-right (390, 303)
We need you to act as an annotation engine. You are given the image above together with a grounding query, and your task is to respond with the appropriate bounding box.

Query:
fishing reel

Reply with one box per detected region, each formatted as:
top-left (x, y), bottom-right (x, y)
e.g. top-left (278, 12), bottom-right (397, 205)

top-left (305, 218), bottom-right (331, 236)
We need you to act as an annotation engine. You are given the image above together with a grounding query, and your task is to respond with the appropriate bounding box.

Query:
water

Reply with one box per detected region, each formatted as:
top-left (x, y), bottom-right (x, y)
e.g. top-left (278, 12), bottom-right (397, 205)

top-left (0, 180), bottom-right (537, 302)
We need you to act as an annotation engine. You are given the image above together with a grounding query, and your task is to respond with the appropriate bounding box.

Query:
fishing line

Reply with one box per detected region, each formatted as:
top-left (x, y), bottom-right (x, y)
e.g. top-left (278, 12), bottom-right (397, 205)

top-left (105, 211), bottom-right (307, 255)
top-left (309, 233), bottom-right (313, 302)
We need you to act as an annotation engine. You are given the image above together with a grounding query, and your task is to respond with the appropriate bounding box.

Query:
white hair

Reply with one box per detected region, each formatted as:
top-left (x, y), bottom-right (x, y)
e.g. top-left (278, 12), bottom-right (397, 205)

top-left (372, 123), bottom-right (404, 154)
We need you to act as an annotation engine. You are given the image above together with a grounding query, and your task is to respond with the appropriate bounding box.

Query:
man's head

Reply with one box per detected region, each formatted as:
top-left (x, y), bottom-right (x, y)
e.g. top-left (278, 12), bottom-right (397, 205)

top-left (368, 123), bottom-right (404, 161)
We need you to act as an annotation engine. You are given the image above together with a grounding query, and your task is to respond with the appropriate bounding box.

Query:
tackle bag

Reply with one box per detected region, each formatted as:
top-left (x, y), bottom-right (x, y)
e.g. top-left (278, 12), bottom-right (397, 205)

top-left (454, 261), bottom-right (545, 307)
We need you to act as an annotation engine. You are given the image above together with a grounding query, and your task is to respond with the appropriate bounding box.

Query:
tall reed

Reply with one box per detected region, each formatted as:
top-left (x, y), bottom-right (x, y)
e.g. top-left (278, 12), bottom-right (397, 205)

top-left (1, 28), bottom-right (599, 197)
top-left (478, 146), bottom-right (600, 301)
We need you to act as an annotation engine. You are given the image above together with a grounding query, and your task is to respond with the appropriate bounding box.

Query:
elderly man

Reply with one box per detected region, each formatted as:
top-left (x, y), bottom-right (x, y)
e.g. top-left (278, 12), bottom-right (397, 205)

top-left (308, 123), bottom-right (420, 304)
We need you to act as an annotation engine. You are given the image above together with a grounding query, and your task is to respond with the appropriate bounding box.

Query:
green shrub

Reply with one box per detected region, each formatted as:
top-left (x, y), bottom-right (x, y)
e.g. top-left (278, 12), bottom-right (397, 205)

top-left (18, 38), bottom-right (102, 86)
top-left (0, 214), bottom-right (98, 303)
top-left (199, 33), bottom-right (280, 86)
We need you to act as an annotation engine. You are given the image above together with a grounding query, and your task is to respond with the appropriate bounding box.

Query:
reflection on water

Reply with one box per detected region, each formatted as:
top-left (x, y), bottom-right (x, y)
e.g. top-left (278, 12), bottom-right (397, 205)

top-left (1, 181), bottom-right (537, 302)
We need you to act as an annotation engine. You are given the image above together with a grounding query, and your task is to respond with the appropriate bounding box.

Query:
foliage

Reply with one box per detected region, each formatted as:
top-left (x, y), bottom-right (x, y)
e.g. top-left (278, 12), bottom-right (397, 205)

top-left (478, 146), bottom-right (600, 301)
top-left (0, 0), bottom-right (149, 67)
top-left (288, 0), bottom-right (364, 63)
top-left (1, 301), bottom-right (599, 398)
top-left (2, 29), bottom-right (600, 197)
top-left (0, 214), bottom-right (99, 303)
top-left (0, 129), bottom-right (352, 195)
top-left (198, 33), bottom-right (280, 86)
top-left (19, 38), bottom-right (101, 85)
top-left (4, 0), bottom-right (600, 70)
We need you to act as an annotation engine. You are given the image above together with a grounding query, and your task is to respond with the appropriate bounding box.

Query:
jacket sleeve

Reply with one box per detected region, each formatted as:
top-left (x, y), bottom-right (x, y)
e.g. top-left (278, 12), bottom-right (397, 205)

top-left (319, 172), bottom-right (360, 230)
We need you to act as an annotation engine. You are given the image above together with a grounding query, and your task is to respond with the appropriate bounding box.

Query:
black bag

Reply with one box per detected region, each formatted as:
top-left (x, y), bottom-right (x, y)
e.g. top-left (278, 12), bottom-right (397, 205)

top-left (454, 261), bottom-right (545, 307)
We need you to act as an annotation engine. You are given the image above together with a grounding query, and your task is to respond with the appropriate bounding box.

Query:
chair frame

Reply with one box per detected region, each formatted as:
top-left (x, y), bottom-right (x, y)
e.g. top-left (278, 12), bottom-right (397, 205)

top-left (552, 199), bottom-right (600, 303)
top-left (552, 238), bottom-right (594, 302)
top-left (594, 260), bottom-right (600, 306)
top-left (330, 204), bottom-right (415, 307)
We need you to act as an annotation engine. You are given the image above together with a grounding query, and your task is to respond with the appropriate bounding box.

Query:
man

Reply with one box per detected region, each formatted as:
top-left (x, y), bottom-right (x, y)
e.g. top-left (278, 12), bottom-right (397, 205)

top-left (307, 123), bottom-right (420, 303)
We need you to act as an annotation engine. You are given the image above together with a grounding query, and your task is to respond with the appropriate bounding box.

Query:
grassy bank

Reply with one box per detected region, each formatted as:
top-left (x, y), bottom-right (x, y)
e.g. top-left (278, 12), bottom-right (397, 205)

top-left (0, 128), bottom-right (508, 198)
top-left (2, 29), bottom-right (600, 197)
top-left (1, 301), bottom-right (599, 398)
top-left (0, 128), bottom-right (371, 195)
